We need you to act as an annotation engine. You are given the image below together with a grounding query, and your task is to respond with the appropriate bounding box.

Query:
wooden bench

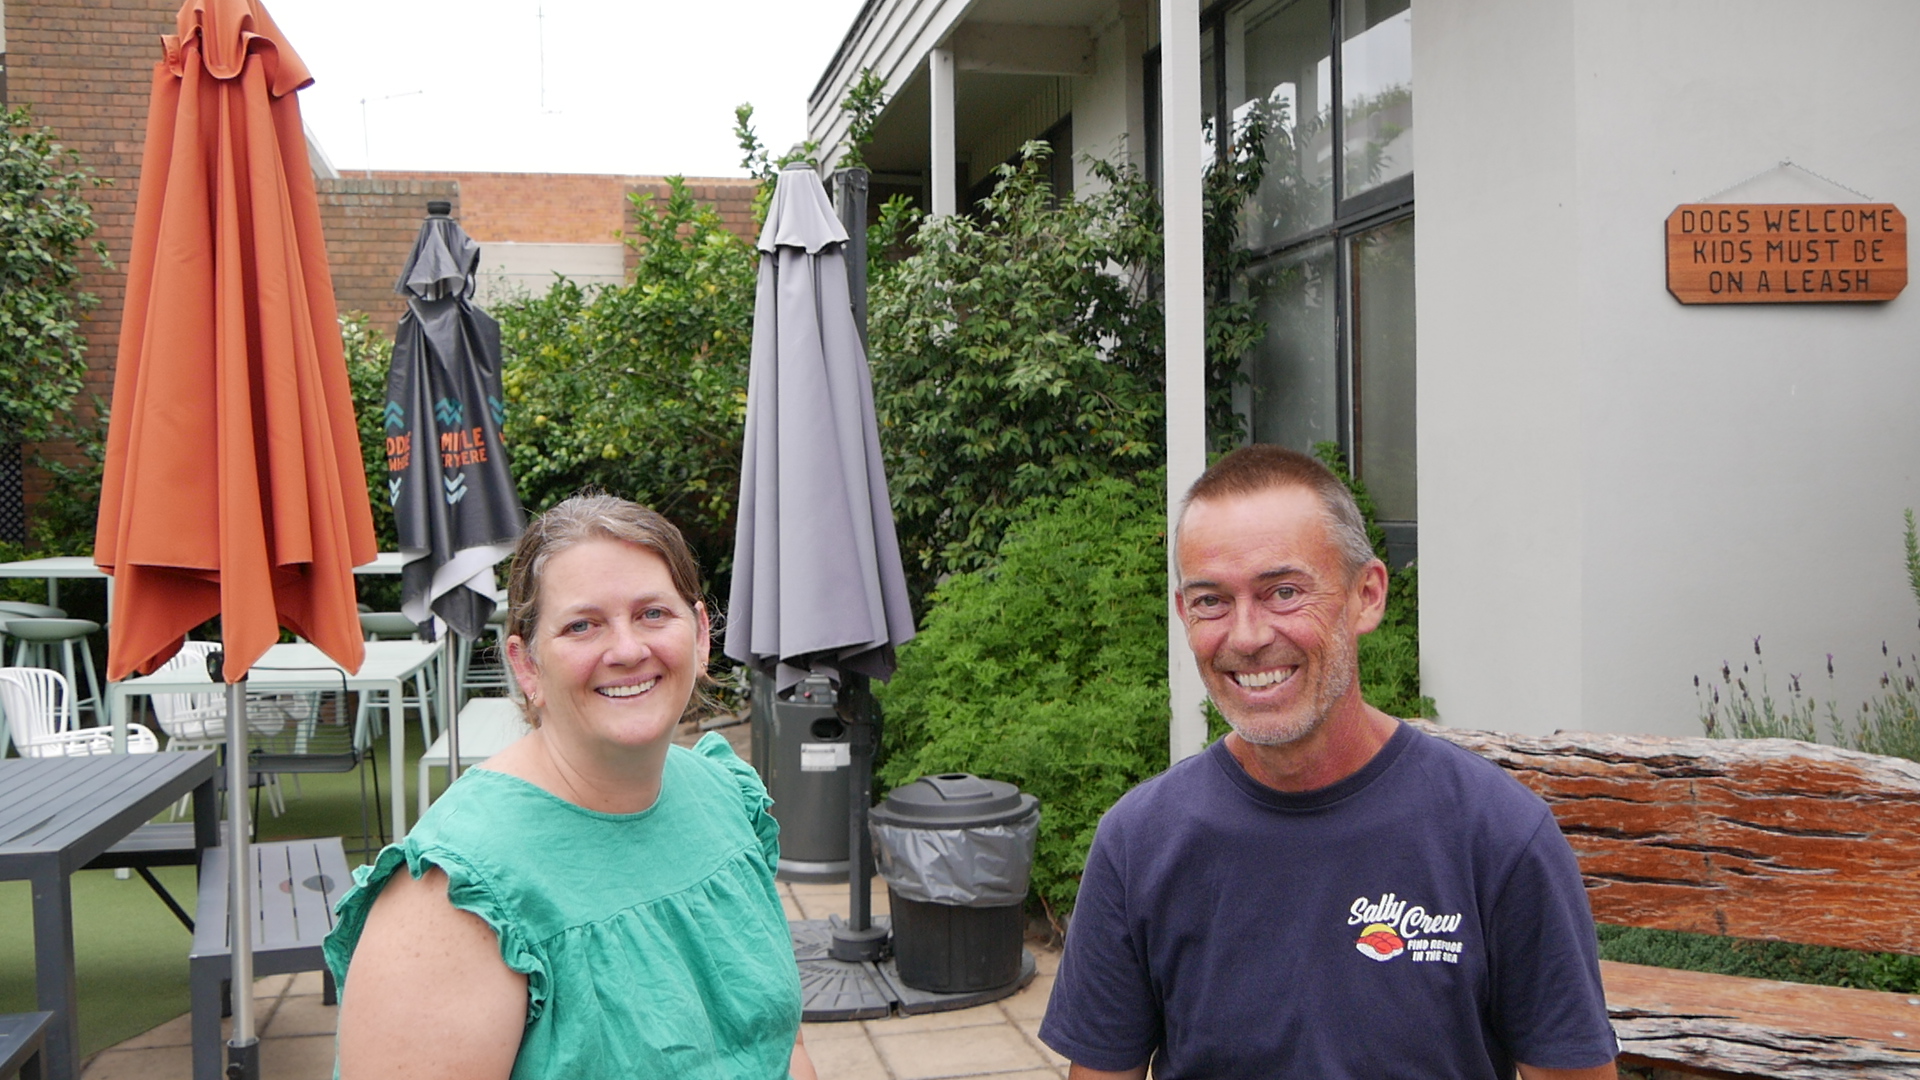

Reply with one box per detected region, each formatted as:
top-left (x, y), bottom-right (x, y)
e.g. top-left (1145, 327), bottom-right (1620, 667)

top-left (0, 1012), bottom-right (50, 1080)
top-left (1417, 721), bottom-right (1920, 1078)
top-left (189, 837), bottom-right (350, 1080)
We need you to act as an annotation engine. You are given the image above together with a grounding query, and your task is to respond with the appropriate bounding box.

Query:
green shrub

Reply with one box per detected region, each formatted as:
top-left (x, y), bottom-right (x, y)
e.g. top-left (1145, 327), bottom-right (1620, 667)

top-left (1597, 924), bottom-right (1920, 993)
top-left (866, 151), bottom-right (1167, 605)
top-left (875, 475), bottom-right (1170, 922)
top-left (1, 104), bottom-right (108, 447)
top-left (2, 104), bottom-right (112, 549)
top-left (867, 114), bottom-right (1273, 607)
top-left (493, 178), bottom-right (756, 582)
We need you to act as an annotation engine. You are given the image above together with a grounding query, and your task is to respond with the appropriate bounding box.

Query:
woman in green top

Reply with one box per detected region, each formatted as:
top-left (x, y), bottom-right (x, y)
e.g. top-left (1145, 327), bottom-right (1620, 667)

top-left (326, 495), bottom-right (814, 1079)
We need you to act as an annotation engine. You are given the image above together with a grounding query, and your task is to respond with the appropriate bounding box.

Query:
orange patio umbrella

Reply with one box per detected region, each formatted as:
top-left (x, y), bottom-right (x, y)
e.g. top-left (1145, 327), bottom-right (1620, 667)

top-left (92, 4), bottom-right (374, 1075)
top-left (95, 0), bottom-right (375, 685)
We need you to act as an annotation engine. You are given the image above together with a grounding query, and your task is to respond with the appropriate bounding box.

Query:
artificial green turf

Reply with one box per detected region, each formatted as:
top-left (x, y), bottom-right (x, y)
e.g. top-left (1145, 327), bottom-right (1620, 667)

top-left (0, 733), bottom-right (446, 1058)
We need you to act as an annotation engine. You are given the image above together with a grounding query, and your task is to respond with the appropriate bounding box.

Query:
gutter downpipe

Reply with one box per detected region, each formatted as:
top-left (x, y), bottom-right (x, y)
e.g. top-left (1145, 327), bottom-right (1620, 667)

top-left (1161, 0), bottom-right (1209, 763)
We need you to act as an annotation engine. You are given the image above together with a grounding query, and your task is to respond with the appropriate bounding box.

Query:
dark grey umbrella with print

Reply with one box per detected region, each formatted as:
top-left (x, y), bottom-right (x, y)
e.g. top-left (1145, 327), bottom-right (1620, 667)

top-left (725, 164), bottom-right (915, 968)
top-left (386, 201), bottom-right (523, 642)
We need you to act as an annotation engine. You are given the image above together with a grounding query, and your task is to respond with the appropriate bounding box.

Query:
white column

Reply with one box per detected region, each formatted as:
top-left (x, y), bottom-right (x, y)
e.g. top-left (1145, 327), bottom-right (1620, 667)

top-left (929, 46), bottom-right (957, 216)
top-left (1161, 0), bottom-right (1208, 762)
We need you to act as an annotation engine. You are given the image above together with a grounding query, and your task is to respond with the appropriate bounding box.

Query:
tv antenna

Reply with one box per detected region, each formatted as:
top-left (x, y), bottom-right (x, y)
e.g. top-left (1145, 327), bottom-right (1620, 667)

top-left (359, 90), bottom-right (424, 179)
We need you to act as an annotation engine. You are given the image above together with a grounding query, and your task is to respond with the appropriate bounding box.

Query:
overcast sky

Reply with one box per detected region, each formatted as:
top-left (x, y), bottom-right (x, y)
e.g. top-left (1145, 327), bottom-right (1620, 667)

top-left (267, 0), bottom-right (870, 178)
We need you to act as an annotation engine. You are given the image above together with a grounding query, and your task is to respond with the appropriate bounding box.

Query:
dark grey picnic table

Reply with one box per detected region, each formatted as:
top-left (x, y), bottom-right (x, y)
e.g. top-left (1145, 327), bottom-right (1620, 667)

top-left (0, 752), bottom-right (218, 1080)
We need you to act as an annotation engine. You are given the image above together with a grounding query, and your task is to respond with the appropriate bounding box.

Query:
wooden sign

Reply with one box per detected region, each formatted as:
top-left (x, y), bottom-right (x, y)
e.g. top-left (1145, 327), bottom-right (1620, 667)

top-left (1666, 203), bottom-right (1906, 304)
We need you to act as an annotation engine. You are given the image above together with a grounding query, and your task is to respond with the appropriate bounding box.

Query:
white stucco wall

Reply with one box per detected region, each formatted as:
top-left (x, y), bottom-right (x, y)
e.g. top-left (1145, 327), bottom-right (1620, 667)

top-left (1071, 0), bottom-right (1150, 190)
top-left (1418, 0), bottom-right (1920, 737)
top-left (472, 242), bottom-right (626, 307)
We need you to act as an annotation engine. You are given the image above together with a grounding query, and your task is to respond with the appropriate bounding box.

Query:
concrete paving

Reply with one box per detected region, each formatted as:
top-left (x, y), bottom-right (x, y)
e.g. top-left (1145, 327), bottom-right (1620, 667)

top-left (81, 877), bottom-right (1065, 1079)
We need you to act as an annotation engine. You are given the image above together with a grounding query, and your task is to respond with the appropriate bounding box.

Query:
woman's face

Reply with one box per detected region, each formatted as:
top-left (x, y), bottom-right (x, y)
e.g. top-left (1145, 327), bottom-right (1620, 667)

top-left (507, 538), bottom-right (709, 753)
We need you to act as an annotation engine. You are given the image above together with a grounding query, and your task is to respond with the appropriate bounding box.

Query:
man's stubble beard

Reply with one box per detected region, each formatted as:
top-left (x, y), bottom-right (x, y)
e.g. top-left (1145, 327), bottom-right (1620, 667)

top-left (1219, 610), bottom-right (1359, 748)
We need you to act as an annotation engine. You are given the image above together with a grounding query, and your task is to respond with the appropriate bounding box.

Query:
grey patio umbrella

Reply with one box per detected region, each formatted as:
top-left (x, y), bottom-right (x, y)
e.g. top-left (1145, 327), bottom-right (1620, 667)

top-left (725, 163), bottom-right (915, 961)
top-left (387, 202), bottom-right (524, 640)
top-left (386, 203), bottom-right (525, 776)
top-left (726, 164), bottom-right (914, 688)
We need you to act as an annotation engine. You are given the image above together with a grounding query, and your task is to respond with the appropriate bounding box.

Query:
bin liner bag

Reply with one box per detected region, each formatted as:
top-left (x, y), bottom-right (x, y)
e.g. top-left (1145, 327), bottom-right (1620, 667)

top-left (871, 808), bottom-right (1041, 907)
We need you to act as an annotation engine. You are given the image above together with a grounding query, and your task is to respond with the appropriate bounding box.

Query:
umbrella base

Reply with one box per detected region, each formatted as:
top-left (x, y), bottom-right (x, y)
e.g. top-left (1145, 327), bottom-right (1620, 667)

top-left (776, 857), bottom-right (850, 884)
top-left (226, 1035), bottom-right (259, 1080)
top-left (829, 920), bottom-right (889, 963)
top-left (790, 919), bottom-right (1035, 1022)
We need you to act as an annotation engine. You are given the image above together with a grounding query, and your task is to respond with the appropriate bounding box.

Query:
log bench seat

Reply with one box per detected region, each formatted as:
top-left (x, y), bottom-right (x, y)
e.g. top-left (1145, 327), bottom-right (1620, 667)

top-left (1416, 721), bottom-right (1920, 1079)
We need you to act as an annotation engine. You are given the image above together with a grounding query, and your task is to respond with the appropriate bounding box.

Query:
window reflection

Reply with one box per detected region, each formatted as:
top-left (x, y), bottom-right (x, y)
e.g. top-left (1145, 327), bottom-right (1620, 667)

top-left (1342, 0), bottom-right (1414, 198)
top-left (1352, 217), bottom-right (1416, 526)
top-left (1226, 0), bottom-right (1334, 248)
top-left (1246, 241), bottom-right (1339, 451)
top-left (1201, 33), bottom-right (1219, 167)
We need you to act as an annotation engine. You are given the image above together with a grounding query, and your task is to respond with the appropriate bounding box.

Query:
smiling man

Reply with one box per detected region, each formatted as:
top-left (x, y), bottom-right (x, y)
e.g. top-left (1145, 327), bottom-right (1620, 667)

top-left (1038, 446), bottom-right (1619, 1080)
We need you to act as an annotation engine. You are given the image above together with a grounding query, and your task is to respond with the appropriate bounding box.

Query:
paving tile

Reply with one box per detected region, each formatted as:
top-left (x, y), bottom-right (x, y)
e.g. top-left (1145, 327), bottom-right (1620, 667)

top-left (1013, 1017), bottom-right (1069, 1068)
top-left (263, 992), bottom-right (340, 1037)
top-left (803, 1027), bottom-right (890, 1080)
top-left (874, 1023), bottom-right (1048, 1080)
top-left (802, 1020), bottom-right (872, 1043)
top-left (115, 1012), bottom-right (194, 1049)
top-left (998, 974), bottom-right (1055, 1022)
top-left (949, 1071), bottom-right (1060, 1080)
top-left (82, 1044), bottom-right (192, 1080)
top-left (1030, 947), bottom-right (1060, 976)
top-left (865, 1001), bottom-right (1009, 1035)
top-left (261, 1033), bottom-right (339, 1077)
top-left (782, 895), bottom-right (806, 921)
top-left (253, 973), bottom-right (295, 999)
top-left (285, 970), bottom-right (329, 996)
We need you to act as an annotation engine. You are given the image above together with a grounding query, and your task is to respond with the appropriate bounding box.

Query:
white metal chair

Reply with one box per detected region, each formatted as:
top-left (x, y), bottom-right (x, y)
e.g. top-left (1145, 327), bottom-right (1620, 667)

top-left (0, 667), bottom-right (158, 756)
top-left (149, 642), bottom-right (296, 815)
top-left (456, 606), bottom-right (513, 701)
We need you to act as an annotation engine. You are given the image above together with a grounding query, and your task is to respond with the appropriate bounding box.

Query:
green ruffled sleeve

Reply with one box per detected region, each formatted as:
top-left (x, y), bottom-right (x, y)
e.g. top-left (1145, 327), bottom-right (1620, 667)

top-left (692, 731), bottom-right (781, 873)
top-left (324, 840), bottom-right (553, 1022)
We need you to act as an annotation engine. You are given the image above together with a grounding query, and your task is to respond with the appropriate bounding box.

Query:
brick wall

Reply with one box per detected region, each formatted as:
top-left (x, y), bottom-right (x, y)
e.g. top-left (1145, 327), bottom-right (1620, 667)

top-left (315, 178), bottom-right (462, 327)
top-left (5, 0), bottom-right (181, 496)
top-left (374, 170), bottom-right (763, 254)
top-left (626, 178), bottom-right (760, 247)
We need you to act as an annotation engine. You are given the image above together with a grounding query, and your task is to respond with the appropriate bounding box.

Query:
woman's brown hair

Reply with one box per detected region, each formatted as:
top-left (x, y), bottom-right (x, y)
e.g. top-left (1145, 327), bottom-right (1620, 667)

top-left (504, 494), bottom-right (719, 723)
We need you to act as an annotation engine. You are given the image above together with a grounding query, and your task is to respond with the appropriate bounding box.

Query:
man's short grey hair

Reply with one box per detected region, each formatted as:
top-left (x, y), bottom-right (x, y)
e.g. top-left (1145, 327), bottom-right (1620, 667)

top-left (1177, 445), bottom-right (1378, 577)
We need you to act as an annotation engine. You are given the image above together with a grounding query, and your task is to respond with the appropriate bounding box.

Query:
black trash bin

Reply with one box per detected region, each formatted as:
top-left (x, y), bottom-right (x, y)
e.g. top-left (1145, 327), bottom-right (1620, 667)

top-left (748, 671), bottom-right (851, 882)
top-left (870, 774), bottom-right (1039, 994)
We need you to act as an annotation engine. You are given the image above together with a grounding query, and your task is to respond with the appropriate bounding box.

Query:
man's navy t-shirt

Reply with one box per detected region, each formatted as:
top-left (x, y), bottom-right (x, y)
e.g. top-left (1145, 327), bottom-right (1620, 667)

top-left (1039, 723), bottom-right (1616, 1079)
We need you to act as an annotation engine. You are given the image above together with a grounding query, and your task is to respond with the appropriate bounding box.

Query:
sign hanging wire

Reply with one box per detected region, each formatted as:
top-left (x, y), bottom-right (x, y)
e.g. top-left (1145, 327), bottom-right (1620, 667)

top-left (1698, 160), bottom-right (1875, 204)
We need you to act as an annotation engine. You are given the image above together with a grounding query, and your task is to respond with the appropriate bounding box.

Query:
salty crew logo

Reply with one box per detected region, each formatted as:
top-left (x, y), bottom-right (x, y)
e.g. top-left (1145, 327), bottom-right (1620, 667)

top-left (1347, 892), bottom-right (1464, 965)
top-left (1354, 924), bottom-right (1405, 962)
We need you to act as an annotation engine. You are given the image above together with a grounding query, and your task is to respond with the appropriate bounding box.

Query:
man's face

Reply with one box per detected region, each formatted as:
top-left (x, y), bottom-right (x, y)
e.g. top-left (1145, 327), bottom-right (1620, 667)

top-left (1176, 486), bottom-right (1385, 747)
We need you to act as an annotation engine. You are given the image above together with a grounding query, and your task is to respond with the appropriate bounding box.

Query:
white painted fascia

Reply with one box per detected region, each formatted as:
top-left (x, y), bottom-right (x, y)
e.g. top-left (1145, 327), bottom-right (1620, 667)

top-left (808, 0), bottom-right (982, 172)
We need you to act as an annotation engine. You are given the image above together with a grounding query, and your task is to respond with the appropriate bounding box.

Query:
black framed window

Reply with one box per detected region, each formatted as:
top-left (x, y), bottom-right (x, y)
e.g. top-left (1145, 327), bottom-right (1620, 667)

top-left (1155, 0), bottom-right (1417, 564)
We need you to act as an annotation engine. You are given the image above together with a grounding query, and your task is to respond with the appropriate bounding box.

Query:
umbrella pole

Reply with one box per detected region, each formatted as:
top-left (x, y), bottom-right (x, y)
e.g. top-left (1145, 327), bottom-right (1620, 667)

top-left (443, 631), bottom-right (461, 784)
top-left (225, 678), bottom-right (260, 1079)
top-left (830, 673), bottom-right (887, 962)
